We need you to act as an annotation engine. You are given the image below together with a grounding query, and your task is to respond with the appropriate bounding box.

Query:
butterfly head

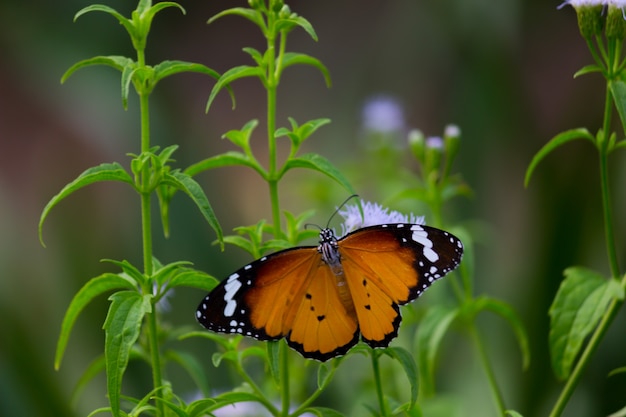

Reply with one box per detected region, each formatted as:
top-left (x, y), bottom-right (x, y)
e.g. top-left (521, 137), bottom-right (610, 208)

top-left (317, 228), bottom-right (342, 275)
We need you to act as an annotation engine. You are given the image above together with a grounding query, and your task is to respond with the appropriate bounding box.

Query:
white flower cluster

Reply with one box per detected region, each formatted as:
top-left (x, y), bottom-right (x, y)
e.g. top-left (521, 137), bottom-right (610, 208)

top-left (338, 200), bottom-right (424, 237)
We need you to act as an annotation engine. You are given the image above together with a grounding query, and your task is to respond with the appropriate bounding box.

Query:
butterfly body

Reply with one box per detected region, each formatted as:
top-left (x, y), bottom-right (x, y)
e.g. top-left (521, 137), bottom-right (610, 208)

top-left (197, 223), bottom-right (463, 361)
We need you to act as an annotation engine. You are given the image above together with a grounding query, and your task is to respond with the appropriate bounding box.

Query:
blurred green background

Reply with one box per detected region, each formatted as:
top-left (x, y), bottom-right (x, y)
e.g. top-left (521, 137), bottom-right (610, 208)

top-left (2, 0), bottom-right (626, 416)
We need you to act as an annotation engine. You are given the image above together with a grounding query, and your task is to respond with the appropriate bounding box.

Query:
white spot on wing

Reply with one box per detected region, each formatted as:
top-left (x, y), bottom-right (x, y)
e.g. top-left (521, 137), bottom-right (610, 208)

top-left (223, 275), bottom-right (243, 317)
top-left (410, 225), bottom-right (439, 262)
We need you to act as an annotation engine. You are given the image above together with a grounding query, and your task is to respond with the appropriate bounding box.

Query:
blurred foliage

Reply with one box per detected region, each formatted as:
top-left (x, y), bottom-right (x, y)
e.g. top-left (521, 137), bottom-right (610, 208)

top-left (1, 0), bottom-right (626, 416)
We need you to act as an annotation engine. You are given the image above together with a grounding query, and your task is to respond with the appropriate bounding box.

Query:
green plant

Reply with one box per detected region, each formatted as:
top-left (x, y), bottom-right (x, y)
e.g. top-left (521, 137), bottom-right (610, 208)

top-left (526, 2), bottom-right (626, 416)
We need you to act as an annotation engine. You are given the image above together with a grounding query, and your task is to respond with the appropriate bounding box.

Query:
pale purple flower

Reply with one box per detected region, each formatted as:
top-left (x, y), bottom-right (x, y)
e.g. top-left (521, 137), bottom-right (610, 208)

top-left (338, 200), bottom-right (424, 237)
top-left (425, 136), bottom-right (444, 150)
top-left (361, 96), bottom-right (405, 133)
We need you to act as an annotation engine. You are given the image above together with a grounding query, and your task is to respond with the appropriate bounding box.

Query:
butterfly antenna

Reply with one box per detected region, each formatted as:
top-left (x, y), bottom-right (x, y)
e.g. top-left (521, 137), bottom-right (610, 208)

top-left (326, 194), bottom-right (360, 229)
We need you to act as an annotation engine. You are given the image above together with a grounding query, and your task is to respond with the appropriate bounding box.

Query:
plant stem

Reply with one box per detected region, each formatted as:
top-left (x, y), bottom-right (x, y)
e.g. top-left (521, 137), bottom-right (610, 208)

top-left (470, 325), bottom-right (505, 416)
top-left (549, 49), bottom-right (623, 417)
top-left (371, 350), bottom-right (389, 417)
top-left (279, 340), bottom-right (290, 417)
top-left (138, 89), bottom-right (164, 417)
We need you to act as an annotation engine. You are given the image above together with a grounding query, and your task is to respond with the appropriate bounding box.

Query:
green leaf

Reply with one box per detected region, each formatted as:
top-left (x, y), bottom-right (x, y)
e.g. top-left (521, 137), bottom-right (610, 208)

top-left (573, 64), bottom-right (602, 78)
top-left (74, 5), bottom-right (130, 31)
top-left (39, 162), bottom-right (133, 246)
top-left (167, 267), bottom-right (219, 292)
top-left (383, 346), bottom-right (418, 409)
top-left (104, 291), bottom-right (152, 417)
top-left (275, 14), bottom-right (318, 41)
top-left (316, 361), bottom-right (338, 390)
top-left (525, 128), bottom-right (595, 187)
top-left (504, 410), bottom-right (525, 417)
top-left (162, 171), bottom-right (223, 247)
top-left (303, 407), bottom-right (347, 417)
top-left (61, 56), bottom-right (134, 84)
top-left (279, 53), bottom-right (331, 88)
top-left (267, 341), bottom-right (281, 387)
top-left (187, 398), bottom-right (218, 417)
top-left (275, 117), bottom-right (331, 150)
top-left (415, 305), bottom-right (459, 397)
top-left (222, 119), bottom-right (259, 150)
top-left (154, 60), bottom-right (220, 81)
top-left (185, 151), bottom-right (265, 178)
top-left (206, 65), bottom-right (265, 112)
top-left (549, 267), bottom-right (624, 380)
top-left (243, 47), bottom-right (265, 67)
top-left (610, 80), bottom-right (626, 139)
top-left (55, 273), bottom-right (136, 370)
top-left (281, 153), bottom-right (356, 195)
top-left (471, 296), bottom-right (530, 369)
top-left (208, 7), bottom-right (266, 33)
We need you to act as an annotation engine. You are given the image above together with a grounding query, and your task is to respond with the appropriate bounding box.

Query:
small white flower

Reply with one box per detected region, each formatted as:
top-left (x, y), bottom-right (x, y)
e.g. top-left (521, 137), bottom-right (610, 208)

top-left (338, 200), bottom-right (424, 237)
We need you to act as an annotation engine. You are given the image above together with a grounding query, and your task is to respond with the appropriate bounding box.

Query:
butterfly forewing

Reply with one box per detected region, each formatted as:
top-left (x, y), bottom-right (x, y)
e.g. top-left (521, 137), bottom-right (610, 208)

top-left (196, 246), bottom-right (319, 340)
top-left (197, 222), bottom-right (463, 361)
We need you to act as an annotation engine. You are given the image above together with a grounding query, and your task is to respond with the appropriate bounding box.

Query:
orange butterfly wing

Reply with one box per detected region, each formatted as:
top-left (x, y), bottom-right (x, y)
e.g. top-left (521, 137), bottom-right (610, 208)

top-left (197, 223), bottom-right (463, 361)
top-left (337, 224), bottom-right (462, 347)
top-left (196, 246), bottom-right (360, 360)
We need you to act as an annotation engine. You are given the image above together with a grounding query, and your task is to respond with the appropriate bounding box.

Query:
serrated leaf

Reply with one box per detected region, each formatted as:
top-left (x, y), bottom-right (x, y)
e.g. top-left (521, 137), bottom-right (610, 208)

top-left (39, 162), bottom-right (133, 246)
top-left (206, 65), bottom-right (265, 112)
top-left (281, 153), bottom-right (356, 196)
top-left (610, 80), bottom-right (626, 139)
top-left (55, 273), bottom-right (136, 370)
top-left (415, 305), bottom-right (459, 397)
top-left (549, 267), bottom-right (624, 380)
top-left (525, 128), bottom-right (595, 187)
top-left (61, 56), bottom-right (133, 84)
top-left (280, 53), bottom-right (331, 88)
top-left (104, 291), bottom-right (152, 417)
top-left (383, 346), bottom-right (418, 409)
top-left (472, 296), bottom-right (530, 369)
top-left (162, 171), bottom-right (223, 247)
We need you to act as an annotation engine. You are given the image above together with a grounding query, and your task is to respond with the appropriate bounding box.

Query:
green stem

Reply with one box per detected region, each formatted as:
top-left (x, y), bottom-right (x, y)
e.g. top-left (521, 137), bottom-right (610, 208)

top-left (138, 88), bottom-right (164, 417)
top-left (470, 325), bottom-right (506, 416)
top-left (549, 49), bottom-right (623, 417)
top-left (371, 350), bottom-right (388, 417)
top-left (279, 340), bottom-right (290, 417)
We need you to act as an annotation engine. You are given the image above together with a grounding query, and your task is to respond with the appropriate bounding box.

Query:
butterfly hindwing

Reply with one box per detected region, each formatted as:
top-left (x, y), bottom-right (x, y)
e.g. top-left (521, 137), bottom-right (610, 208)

top-left (286, 263), bottom-right (359, 361)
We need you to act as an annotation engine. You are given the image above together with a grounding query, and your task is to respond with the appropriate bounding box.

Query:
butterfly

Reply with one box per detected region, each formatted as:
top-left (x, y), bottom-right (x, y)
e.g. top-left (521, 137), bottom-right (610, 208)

top-left (196, 223), bottom-right (463, 361)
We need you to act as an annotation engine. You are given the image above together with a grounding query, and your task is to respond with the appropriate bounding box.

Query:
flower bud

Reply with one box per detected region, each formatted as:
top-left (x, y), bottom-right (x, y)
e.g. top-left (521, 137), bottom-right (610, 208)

top-left (424, 136), bottom-right (444, 176)
top-left (560, 1), bottom-right (604, 38)
top-left (606, 2), bottom-right (626, 39)
top-left (443, 124), bottom-right (461, 166)
top-left (408, 129), bottom-right (426, 165)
